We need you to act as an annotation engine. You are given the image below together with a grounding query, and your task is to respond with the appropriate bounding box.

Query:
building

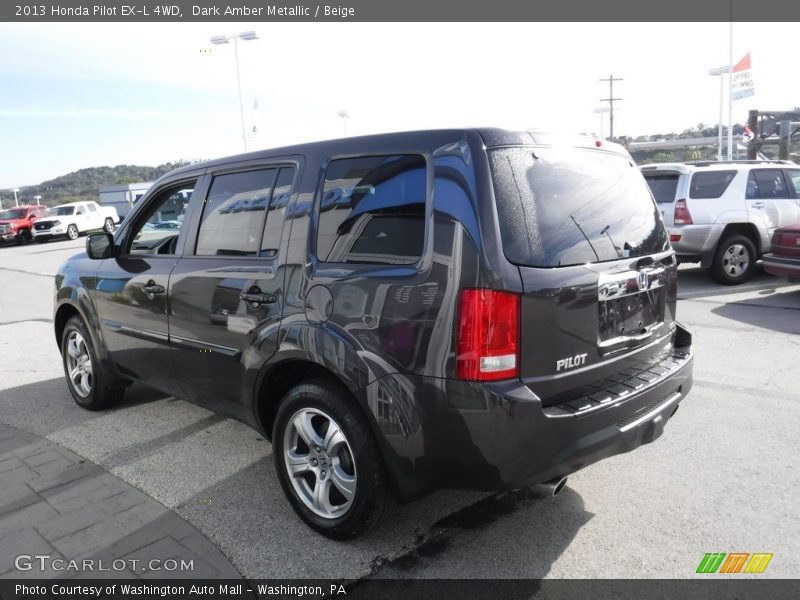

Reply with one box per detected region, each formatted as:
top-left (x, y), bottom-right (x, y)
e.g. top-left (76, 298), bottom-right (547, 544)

top-left (98, 182), bottom-right (153, 220)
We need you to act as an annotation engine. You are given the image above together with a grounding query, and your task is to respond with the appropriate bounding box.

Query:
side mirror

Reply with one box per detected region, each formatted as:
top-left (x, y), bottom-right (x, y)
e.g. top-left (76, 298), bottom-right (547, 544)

top-left (86, 233), bottom-right (115, 259)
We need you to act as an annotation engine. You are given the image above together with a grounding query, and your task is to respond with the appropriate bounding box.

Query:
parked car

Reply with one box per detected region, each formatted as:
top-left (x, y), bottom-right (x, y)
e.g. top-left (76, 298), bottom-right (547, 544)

top-left (762, 224), bottom-right (800, 282)
top-left (54, 129), bottom-right (694, 539)
top-left (0, 204), bottom-right (47, 244)
top-left (641, 160), bottom-right (800, 284)
top-left (32, 201), bottom-right (118, 242)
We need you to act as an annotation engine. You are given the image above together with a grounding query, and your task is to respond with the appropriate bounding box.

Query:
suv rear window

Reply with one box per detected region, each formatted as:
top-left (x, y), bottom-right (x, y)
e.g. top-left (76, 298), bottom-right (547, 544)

top-left (689, 171), bottom-right (736, 199)
top-left (643, 173), bottom-right (680, 203)
top-left (489, 147), bottom-right (668, 268)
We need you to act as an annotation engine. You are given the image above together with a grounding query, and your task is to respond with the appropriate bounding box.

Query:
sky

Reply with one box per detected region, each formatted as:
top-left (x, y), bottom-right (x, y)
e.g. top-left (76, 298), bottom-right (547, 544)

top-left (0, 21), bottom-right (796, 192)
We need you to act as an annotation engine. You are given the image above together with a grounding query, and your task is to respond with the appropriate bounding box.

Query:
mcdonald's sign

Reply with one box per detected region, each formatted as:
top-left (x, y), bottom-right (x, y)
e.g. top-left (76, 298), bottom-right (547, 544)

top-left (697, 552), bottom-right (773, 574)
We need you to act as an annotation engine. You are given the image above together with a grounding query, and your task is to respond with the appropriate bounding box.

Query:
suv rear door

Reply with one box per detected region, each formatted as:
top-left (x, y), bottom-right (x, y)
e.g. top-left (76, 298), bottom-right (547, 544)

top-left (489, 146), bottom-right (679, 408)
top-left (746, 169), bottom-right (800, 245)
top-left (641, 167), bottom-right (687, 226)
top-left (169, 160), bottom-right (298, 417)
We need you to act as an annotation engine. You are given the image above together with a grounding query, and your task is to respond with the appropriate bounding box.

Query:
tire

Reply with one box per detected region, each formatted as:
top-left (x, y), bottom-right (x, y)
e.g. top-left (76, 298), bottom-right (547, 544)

top-left (16, 229), bottom-right (32, 245)
top-left (66, 224), bottom-right (79, 240)
top-left (273, 380), bottom-right (397, 539)
top-left (61, 316), bottom-right (124, 410)
top-left (103, 218), bottom-right (115, 233)
top-left (710, 234), bottom-right (757, 285)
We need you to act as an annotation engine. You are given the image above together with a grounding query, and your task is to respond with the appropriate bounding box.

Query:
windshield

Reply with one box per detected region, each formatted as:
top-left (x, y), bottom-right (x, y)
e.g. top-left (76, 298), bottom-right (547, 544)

top-left (0, 209), bottom-right (27, 220)
top-left (643, 173), bottom-right (680, 203)
top-left (54, 206), bottom-right (76, 216)
top-left (489, 147), bottom-right (669, 267)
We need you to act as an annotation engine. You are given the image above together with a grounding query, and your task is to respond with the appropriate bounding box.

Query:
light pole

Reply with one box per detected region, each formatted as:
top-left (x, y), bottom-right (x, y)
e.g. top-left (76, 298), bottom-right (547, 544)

top-left (593, 106), bottom-right (611, 139)
top-left (210, 31), bottom-right (258, 152)
top-left (709, 65), bottom-right (730, 161)
top-left (12, 188), bottom-right (19, 207)
top-left (337, 110), bottom-right (350, 137)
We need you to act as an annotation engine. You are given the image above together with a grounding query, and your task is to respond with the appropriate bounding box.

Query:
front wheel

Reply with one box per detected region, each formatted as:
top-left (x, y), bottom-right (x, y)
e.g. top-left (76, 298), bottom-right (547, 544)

top-left (66, 224), bottom-right (79, 240)
top-left (273, 381), bottom-right (397, 539)
top-left (710, 234), bottom-right (756, 285)
top-left (103, 218), bottom-right (115, 233)
top-left (61, 316), bottom-right (124, 410)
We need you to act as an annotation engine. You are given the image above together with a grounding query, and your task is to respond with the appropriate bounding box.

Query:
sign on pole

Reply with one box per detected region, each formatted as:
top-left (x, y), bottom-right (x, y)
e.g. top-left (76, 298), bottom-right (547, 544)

top-left (731, 53), bottom-right (755, 100)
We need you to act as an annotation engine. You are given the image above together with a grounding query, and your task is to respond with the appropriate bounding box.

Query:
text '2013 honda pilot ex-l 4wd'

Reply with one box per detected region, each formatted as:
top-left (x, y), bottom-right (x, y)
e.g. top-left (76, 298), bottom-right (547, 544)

top-left (54, 129), bottom-right (693, 539)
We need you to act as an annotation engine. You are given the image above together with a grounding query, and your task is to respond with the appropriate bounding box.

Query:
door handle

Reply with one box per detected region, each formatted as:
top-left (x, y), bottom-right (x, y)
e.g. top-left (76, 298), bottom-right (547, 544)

top-left (240, 290), bottom-right (277, 305)
top-left (142, 281), bottom-right (165, 295)
top-left (750, 202), bottom-right (766, 209)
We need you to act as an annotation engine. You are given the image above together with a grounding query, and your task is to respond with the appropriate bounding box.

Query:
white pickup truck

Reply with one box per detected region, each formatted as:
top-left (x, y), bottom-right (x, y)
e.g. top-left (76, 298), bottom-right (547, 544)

top-left (31, 201), bottom-right (119, 243)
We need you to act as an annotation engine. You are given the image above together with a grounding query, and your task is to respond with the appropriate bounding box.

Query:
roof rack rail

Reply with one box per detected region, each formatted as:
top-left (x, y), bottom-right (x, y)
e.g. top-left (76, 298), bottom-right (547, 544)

top-left (684, 159), bottom-right (794, 167)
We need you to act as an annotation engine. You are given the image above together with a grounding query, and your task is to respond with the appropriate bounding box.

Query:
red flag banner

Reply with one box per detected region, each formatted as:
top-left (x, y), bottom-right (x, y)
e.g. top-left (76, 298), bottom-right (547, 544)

top-left (732, 53), bottom-right (755, 100)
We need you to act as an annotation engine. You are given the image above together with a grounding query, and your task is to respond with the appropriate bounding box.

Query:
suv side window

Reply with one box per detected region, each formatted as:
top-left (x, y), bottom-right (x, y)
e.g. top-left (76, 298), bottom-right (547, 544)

top-left (785, 169), bottom-right (800, 199)
top-left (688, 171), bottom-right (736, 199)
top-left (747, 170), bottom-right (789, 200)
top-left (195, 169), bottom-right (278, 256)
top-left (260, 167), bottom-right (295, 257)
top-left (88, 204), bottom-right (97, 212)
top-left (316, 154), bottom-right (426, 265)
top-left (128, 182), bottom-right (195, 256)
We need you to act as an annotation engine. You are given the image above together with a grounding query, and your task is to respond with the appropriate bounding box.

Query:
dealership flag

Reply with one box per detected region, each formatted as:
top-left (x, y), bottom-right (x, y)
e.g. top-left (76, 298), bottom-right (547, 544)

top-left (731, 53), bottom-right (755, 100)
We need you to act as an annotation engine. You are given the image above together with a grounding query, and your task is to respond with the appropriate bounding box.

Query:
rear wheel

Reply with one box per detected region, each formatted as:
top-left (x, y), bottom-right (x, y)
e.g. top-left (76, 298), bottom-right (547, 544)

top-left (16, 229), bottom-right (32, 245)
top-left (66, 224), bottom-right (79, 240)
top-left (710, 234), bottom-right (756, 285)
top-left (61, 316), bottom-right (124, 410)
top-left (273, 381), bottom-right (397, 539)
top-left (103, 218), bottom-right (115, 233)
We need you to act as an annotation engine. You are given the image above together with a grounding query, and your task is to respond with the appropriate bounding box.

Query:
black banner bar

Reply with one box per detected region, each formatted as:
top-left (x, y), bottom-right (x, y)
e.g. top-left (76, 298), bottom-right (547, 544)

top-left (3, 0), bottom-right (800, 22)
top-left (2, 580), bottom-right (800, 600)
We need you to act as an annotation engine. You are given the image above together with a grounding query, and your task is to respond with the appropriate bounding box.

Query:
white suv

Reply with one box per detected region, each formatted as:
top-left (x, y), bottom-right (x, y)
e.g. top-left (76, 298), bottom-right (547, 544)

top-left (642, 161), bottom-right (800, 284)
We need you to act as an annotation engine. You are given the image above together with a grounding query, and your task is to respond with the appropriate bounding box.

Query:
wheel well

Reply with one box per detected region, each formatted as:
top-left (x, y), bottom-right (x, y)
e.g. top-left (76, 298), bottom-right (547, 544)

top-left (720, 223), bottom-right (761, 254)
top-left (256, 360), bottom-right (356, 440)
top-left (54, 304), bottom-right (80, 346)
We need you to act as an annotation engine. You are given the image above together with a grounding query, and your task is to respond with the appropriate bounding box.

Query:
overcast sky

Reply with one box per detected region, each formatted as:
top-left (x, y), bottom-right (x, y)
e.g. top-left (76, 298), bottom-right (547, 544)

top-left (0, 21), bottom-right (795, 190)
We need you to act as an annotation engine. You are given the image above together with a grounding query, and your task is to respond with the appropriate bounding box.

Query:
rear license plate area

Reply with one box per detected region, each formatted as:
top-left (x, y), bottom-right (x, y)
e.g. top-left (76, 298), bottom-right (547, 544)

top-left (598, 289), bottom-right (664, 343)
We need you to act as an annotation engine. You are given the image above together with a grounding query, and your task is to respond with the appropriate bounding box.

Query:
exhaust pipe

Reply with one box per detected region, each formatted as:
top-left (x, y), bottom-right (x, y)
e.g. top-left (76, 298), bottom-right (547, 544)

top-left (538, 476), bottom-right (568, 497)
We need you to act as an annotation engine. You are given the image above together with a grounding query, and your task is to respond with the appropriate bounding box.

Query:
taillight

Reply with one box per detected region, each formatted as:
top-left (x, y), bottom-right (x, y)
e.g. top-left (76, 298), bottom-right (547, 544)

top-left (456, 289), bottom-right (519, 381)
top-left (674, 199), bottom-right (693, 225)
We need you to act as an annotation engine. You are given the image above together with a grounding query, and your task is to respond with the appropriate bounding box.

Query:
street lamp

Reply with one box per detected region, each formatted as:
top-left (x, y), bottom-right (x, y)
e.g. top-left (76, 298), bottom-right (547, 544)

top-left (593, 106), bottom-right (611, 140)
top-left (708, 65), bottom-right (730, 161)
top-left (12, 188), bottom-right (19, 207)
top-left (210, 30), bottom-right (259, 152)
top-left (337, 110), bottom-right (350, 137)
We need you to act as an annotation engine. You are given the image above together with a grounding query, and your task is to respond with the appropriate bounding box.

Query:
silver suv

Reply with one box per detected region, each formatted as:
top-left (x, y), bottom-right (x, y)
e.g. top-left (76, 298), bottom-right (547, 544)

top-left (642, 161), bottom-right (800, 284)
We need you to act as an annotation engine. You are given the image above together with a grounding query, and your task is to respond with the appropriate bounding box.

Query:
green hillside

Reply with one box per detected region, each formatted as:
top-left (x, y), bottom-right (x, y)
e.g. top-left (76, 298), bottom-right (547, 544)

top-left (13, 161), bottom-right (196, 207)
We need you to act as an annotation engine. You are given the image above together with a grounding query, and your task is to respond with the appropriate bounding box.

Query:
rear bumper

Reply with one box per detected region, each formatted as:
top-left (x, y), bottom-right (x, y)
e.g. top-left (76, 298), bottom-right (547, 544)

top-left (367, 328), bottom-right (693, 499)
top-left (762, 253), bottom-right (800, 278)
top-left (669, 223), bottom-right (723, 261)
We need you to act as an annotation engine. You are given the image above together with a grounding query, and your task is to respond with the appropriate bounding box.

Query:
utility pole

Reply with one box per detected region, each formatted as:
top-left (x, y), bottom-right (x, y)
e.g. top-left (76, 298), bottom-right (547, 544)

top-left (599, 75), bottom-right (623, 140)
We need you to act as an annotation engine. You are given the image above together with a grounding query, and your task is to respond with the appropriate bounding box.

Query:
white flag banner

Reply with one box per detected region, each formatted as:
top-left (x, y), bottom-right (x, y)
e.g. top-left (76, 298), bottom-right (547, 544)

top-left (731, 53), bottom-right (755, 101)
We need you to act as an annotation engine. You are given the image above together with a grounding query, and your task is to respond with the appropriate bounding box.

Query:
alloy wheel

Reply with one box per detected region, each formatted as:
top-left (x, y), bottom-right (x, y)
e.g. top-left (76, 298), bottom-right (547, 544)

top-left (283, 408), bottom-right (357, 519)
top-left (722, 243), bottom-right (750, 278)
top-left (65, 330), bottom-right (93, 397)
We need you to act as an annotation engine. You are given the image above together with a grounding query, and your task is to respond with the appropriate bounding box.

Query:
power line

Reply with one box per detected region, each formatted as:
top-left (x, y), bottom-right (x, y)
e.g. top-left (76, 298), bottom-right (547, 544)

top-left (599, 75), bottom-right (623, 140)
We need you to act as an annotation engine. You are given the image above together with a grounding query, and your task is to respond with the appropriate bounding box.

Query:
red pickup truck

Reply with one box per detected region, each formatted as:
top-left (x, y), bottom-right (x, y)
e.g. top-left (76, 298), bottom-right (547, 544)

top-left (0, 205), bottom-right (48, 245)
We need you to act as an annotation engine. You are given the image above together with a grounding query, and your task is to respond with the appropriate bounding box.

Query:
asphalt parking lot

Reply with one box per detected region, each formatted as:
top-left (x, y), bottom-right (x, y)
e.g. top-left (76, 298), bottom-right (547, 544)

top-left (0, 236), bottom-right (798, 580)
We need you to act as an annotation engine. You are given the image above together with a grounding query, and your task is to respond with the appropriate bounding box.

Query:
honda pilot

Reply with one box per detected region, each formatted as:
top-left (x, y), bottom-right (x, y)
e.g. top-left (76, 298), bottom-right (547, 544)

top-left (54, 129), bottom-right (693, 539)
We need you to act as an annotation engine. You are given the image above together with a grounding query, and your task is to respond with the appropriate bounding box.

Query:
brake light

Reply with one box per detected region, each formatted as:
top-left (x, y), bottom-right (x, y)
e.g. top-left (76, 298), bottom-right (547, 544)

top-left (674, 199), bottom-right (693, 225)
top-left (456, 289), bottom-right (519, 381)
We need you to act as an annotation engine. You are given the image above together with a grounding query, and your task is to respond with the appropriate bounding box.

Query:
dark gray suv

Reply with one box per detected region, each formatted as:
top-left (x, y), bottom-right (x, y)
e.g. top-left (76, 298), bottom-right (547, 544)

top-left (54, 129), bottom-right (693, 538)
